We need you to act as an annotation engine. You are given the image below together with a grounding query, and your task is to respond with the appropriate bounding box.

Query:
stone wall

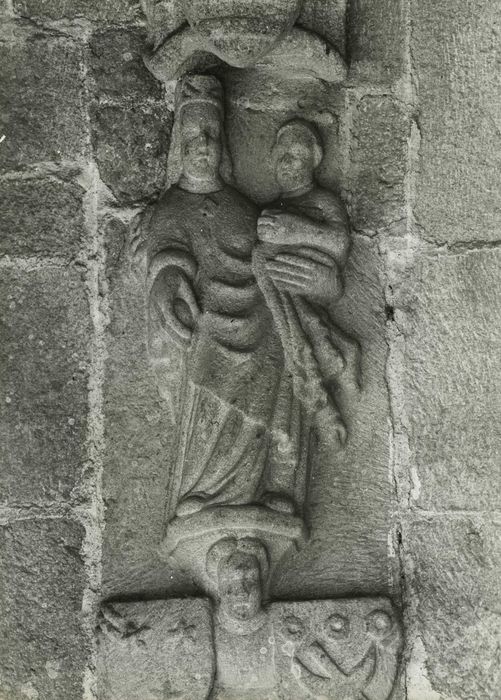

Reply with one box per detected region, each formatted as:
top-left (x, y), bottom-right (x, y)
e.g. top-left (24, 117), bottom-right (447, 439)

top-left (0, 1), bottom-right (499, 698)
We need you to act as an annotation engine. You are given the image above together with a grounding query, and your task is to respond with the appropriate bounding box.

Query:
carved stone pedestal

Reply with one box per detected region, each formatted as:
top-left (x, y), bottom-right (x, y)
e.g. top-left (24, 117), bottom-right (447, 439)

top-left (159, 505), bottom-right (307, 597)
top-left (98, 597), bottom-right (402, 700)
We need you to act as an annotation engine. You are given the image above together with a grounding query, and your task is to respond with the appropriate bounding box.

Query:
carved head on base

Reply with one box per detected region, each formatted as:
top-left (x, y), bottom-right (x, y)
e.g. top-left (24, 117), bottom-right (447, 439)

top-left (207, 537), bottom-right (269, 631)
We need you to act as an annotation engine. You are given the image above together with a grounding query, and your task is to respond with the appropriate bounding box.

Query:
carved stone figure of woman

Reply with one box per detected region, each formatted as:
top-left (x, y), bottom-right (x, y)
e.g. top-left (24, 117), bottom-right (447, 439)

top-left (146, 75), bottom-right (286, 520)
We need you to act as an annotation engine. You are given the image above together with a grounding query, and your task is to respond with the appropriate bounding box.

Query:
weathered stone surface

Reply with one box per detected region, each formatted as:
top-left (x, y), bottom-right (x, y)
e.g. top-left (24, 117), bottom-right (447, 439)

top-left (349, 95), bottom-right (410, 234)
top-left (97, 599), bottom-right (214, 700)
top-left (348, 0), bottom-right (407, 85)
top-left (412, 0), bottom-right (501, 244)
top-left (0, 518), bottom-right (88, 700)
top-left (405, 515), bottom-right (501, 700)
top-left (141, 0), bottom-right (185, 51)
top-left (270, 598), bottom-right (402, 700)
top-left (143, 1), bottom-right (347, 82)
top-left (0, 31), bottom-right (87, 171)
top-left (0, 175), bottom-right (86, 258)
top-left (399, 249), bottom-right (501, 511)
top-left (0, 267), bottom-right (89, 505)
top-left (90, 104), bottom-right (171, 204)
top-left (276, 235), bottom-right (394, 599)
top-left (298, 0), bottom-right (347, 55)
top-left (12, 0), bottom-right (143, 23)
top-left (89, 27), bottom-right (163, 101)
top-left (101, 213), bottom-right (183, 597)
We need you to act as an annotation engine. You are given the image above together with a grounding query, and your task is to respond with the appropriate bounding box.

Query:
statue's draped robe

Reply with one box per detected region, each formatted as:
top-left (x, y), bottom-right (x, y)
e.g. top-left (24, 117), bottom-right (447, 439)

top-left (252, 186), bottom-right (351, 443)
top-left (148, 185), bottom-right (310, 517)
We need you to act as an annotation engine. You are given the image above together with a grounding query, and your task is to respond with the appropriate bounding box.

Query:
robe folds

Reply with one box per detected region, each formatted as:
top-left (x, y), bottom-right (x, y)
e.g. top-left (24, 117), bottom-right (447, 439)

top-left (147, 185), bottom-right (307, 517)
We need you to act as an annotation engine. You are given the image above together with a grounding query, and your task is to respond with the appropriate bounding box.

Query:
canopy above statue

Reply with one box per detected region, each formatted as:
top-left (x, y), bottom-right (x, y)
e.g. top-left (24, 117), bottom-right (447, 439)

top-left (142, 0), bottom-right (347, 83)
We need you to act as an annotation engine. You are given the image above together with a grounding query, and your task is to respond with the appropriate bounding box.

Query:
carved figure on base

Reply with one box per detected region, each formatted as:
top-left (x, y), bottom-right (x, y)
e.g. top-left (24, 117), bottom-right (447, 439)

top-left (207, 538), bottom-right (279, 699)
top-left (145, 79), bottom-right (360, 561)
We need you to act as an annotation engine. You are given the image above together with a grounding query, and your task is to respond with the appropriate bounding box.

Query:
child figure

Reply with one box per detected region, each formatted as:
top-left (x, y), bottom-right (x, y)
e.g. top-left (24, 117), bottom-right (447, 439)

top-left (253, 120), bottom-right (359, 512)
top-left (256, 118), bottom-right (350, 305)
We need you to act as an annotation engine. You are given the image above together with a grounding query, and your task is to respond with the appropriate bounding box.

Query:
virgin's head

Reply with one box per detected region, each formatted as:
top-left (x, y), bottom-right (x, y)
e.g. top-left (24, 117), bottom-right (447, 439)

top-left (169, 75), bottom-right (231, 193)
top-left (180, 102), bottom-right (222, 185)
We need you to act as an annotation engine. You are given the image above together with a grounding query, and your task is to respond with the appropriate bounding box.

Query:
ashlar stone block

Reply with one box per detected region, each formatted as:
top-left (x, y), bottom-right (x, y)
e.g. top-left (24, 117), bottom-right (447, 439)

top-left (405, 515), bottom-right (501, 700)
top-left (349, 95), bottom-right (410, 235)
top-left (0, 175), bottom-right (86, 259)
top-left (89, 27), bottom-right (163, 101)
top-left (399, 249), bottom-right (501, 511)
top-left (411, 0), bottom-right (501, 244)
top-left (0, 30), bottom-right (87, 171)
top-left (0, 267), bottom-right (90, 505)
top-left (348, 0), bottom-right (408, 86)
top-left (90, 103), bottom-right (171, 204)
top-left (0, 518), bottom-right (88, 700)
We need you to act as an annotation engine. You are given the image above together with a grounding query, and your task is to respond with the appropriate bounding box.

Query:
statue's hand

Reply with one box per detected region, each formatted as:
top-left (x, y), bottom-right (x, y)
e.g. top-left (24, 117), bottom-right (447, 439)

top-left (149, 266), bottom-right (200, 345)
top-left (265, 248), bottom-right (342, 301)
top-left (257, 211), bottom-right (289, 243)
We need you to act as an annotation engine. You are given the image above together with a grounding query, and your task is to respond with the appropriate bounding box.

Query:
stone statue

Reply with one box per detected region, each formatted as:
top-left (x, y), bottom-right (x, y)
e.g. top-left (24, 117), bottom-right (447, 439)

top-left (146, 75), bottom-right (287, 521)
top-left (146, 78), bottom-right (358, 539)
top-left (107, 65), bottom-right (403, 699)
top-left (97, 2), bottom-right (405, 695)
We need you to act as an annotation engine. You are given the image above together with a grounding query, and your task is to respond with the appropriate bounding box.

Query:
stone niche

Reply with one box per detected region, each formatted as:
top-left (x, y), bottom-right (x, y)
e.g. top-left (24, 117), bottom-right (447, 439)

top-left (98, 1), bottom-right (404, 698)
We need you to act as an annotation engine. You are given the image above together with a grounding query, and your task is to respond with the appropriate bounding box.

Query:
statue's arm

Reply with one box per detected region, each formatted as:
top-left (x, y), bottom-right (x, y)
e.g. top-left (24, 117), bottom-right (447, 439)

top-left (148, 252), bottom-right (200, 346)
top-left (146, 207), bottom-right (200, 346)
top-left (260, 198), bottom-right (350, 264)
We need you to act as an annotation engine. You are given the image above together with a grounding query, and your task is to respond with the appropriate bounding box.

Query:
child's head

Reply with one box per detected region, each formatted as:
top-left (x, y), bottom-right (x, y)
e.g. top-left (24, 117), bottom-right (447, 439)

top-left (272, 119), bottom-right (323, 193)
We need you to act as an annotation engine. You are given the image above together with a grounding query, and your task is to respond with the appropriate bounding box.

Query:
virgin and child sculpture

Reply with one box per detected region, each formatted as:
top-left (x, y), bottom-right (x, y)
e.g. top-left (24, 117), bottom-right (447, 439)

top-left (145, 75), bottom-right (359, 544)
top-left (100, 72), bottom-right (402, 700)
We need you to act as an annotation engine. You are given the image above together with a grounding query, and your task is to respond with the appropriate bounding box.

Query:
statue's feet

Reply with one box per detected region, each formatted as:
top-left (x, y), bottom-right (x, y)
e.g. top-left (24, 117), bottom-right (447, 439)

top-left (262, 492), bottom-right (296, 515)
top-left (176, 495), bottom-right (207, 517)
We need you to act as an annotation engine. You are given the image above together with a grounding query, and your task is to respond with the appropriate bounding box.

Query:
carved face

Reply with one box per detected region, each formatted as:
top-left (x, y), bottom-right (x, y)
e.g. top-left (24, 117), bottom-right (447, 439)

top-left (218, 551), bottom-right (262, 622)
top-left (180, 103), bottom-right (222, 183)
top-left (274, 129), bottom-right (318, 192)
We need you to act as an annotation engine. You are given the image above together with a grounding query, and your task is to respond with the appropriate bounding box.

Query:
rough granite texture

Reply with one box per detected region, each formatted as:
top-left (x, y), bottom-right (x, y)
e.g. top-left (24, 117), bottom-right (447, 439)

top-left (0, 175), bottom-right (87, 259)
top-left (0, 518), bottom-right (88, 699)
top-left (399, 250), bottom-right (501, 512)
top-left (0, 267), bottom-right (90, 506)
top-left (0, 0), bottom-right (500, 698)
top-left (0, 28), bottom-right (88, 171)
top-left (411, 0), bottom-right (501, 245)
